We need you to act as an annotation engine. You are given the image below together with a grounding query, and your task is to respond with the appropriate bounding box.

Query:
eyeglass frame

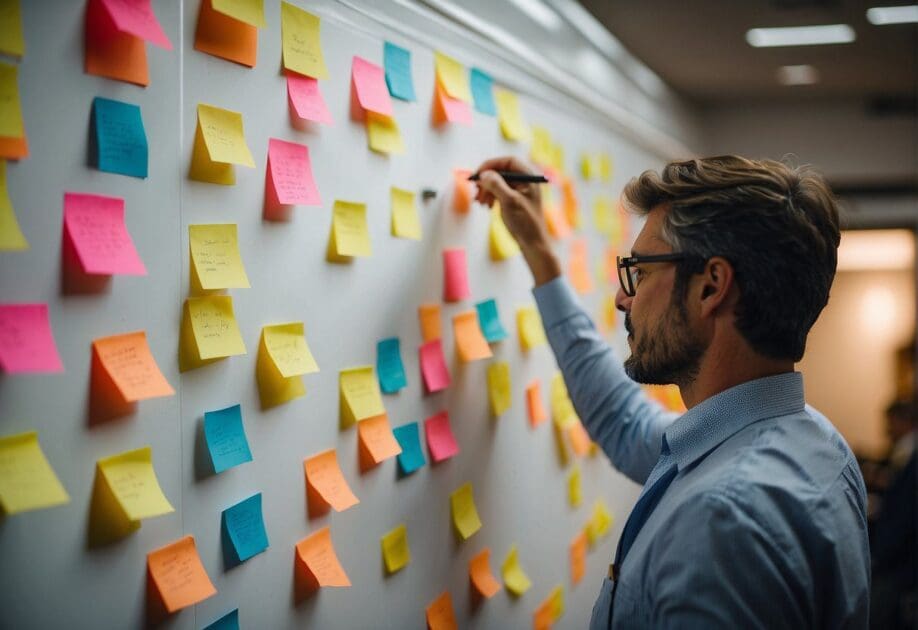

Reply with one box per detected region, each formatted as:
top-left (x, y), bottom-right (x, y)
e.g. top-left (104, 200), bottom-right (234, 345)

top-left (616, 253), bottom-right (700, 297)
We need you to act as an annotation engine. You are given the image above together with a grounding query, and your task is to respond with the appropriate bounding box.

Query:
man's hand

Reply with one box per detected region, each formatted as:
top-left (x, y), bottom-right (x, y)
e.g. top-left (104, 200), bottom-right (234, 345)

top-left (473, 156), bottom-right (561, 286)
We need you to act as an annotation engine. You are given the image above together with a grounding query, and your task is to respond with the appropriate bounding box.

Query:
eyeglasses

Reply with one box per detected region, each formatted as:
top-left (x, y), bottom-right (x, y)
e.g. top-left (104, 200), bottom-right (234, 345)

top-left (616, 253), bottom-right (693, 297)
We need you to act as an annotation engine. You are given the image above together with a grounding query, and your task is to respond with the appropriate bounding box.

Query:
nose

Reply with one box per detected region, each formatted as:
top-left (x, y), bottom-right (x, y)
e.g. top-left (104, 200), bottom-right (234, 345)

top-left (615, 286), bottom-right (632, 313)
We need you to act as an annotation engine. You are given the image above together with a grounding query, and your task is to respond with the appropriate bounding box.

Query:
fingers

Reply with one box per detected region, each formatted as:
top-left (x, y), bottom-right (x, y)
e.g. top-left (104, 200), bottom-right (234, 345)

top-left (474, 156), bottom-right (533, 177)
top-left (477, 170), bottom-right (526, 210)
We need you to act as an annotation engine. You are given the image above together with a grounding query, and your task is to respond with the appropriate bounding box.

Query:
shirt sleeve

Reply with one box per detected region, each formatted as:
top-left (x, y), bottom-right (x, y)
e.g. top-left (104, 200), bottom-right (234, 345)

top-left (532, 276), bottom-right (675, 485)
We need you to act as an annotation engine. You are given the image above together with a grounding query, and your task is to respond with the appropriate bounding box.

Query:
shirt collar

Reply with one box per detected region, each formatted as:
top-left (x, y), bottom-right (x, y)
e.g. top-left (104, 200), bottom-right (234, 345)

top-left (664, 371), bottom-right (806, 471)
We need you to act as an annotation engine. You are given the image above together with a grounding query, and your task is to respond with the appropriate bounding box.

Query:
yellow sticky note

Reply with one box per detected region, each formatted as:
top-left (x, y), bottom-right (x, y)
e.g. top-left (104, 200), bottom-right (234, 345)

top-left (189, 103), bottom-right (255, 185)
top-left (489, 204), bottom-right (520, 260)
top-left (263, 322), bottom-right (318, 377)
top-left (598, 152), bottom-right (612, 182)
top-left (97, 446), bottom-right (174, 522)
top-left (339, 366), bottom-right (385, 427)
top-left (380, 523), bottom-right (410, 573)
top-left (0, 0), bottom-right (24, 58)
top-left (580, 152), bottom-right (594, 180)
top-left (550, 372), bottom-right (578, 429)
top-left (391, 186), bottom-right (420, 240)
top-left (327, 200), bottom-right (371, 261)
top-left (487, 361), bottom-right (511, 417)
top-left (501, 544), bottom-right (532, 596)
top-left (367, 112), bottom-right (405, 155)
top-left (179, 296), bottom-right (247, 372)
top-left (517, 305), bottom-right (547, 351)
top-left (592, 196), bottom-right (612, 236)
top-left (530, 127), bottom-right (554, 166)
top-left (189, 224), bottom-right (250, 292)
top-left (567, 465), bottom-right (582, 507)
top-left (280, 1), bottom-right (328, 79)
top-left (551, 142), bottom-right (565, 173)
top-left (450, 482), bottom-right (482, 541)
top-left (0, 160), bottom-right (26, 250)
top-left (0, 431), bottom-right (69, 514)
top-left (586, 499), bottom-right (614, 546)
top-left (495, 88), bottom-right (527, 141)
top-left (0, 62), bottom-right (24, 139)
top-left (212, 0), bottom-right (266, 27)
top-left (434, 51), bottom-right (471, 102)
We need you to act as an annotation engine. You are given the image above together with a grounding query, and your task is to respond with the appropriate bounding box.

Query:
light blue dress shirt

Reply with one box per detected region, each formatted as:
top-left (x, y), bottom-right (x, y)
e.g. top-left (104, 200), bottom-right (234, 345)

top-left (533, 277), bottom-right (870, 629)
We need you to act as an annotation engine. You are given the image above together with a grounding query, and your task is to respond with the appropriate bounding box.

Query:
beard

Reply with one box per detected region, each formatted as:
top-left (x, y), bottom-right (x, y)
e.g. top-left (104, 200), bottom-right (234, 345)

top-left (623, 294), bottom-right (705, 388)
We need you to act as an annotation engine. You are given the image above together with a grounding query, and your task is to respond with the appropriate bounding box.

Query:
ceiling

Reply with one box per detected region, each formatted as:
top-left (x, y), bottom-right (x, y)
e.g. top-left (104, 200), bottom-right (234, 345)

top-left (579, 0), bottom-right (917, 105)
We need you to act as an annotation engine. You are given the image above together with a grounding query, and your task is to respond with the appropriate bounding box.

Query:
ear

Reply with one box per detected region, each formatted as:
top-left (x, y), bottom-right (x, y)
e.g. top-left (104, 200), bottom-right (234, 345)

top-left (697, 256), bottom-right (734, 318)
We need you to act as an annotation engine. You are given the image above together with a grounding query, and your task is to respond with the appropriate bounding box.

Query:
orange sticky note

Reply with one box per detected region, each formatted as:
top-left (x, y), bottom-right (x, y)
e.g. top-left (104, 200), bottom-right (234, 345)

top-left (453, 311), bottom-right (492, 362)
top-left (303, 449), bottom-right (359, 516)
top-left (452, 168), bottom-right (472, 213)
top-left (84, 0), bottom-right (172, 87)
top-left (295, 526), bottom-right (351, 590)
top-left (561, 176), bottom-right (579, 228)
top-left (526, 380), bottom-right (548, 427)
top-left (544, 204), bottom-right (571, 240)
top-left (0, 134), bottom-right (27, 160)
top-left (418, 304), bottom-right (441, 342)
top-left (92, 331), bottom-right (174, 403)
top-left (469, 548), bottom-right (502, 598)
top-left (357, 413), bottom-right (402, 470)
top-left (570, 531), bottom-right (587, 585)
top-left (568, 421), bottom-right (592, 457)
top-left (568, 238), bottom-right (594, 295)
top-left (194, 0), bottom-right (258, 67)
top-left (426, 591), bottom-right (458, 630)
top-left (147, 536), bottom-right (217, 614)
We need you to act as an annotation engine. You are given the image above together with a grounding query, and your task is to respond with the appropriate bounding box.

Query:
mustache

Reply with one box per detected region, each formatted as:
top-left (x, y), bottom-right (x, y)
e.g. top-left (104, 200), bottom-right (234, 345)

top-left (625, 314), bottom-right (633, 336)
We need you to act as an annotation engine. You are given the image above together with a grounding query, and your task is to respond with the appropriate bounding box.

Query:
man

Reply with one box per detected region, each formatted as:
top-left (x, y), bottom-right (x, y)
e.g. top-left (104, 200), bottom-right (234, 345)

top-left (474, 155), bottom-right (869, 628)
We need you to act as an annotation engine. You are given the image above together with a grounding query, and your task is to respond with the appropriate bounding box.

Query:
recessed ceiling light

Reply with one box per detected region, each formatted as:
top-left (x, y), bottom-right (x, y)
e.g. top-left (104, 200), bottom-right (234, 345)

top-left (746, 24), bottom-right (856, 47)
top-left (777, 64), bottom-right (820, 85)
top-left (867, 5), bottom-right (918, 24)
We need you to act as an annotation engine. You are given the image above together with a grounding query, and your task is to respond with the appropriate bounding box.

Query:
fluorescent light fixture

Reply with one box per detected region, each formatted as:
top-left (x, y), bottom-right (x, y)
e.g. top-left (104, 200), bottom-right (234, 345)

top-left (777, 64), bottom-right (820, 85)
top-left (837, 229), bottom-right (915, 271)
top-left (746, 24), bottom-right (856, 47)
top-left (506, 0), bottom-right (563, 31)
top-left (867, 5), bottom-right (918, 24)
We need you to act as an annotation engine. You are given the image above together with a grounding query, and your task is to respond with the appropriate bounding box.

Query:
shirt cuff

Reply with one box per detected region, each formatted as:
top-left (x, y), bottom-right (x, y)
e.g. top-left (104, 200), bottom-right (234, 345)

top-left (532, 276), bottom-right (585, 329)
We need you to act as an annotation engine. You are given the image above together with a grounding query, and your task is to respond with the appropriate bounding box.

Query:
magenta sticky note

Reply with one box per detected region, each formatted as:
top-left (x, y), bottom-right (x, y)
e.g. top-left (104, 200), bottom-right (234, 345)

top-left (351, 56), bottom-right (393, 117)
top-left (266, 138), bottom-right (320, 206)
top-left (443, 248), bottom-right (471, 302)
top-left (63, 193), bottom-right (146, 276)
top-left (425, 411), bottom-right (459, 463)
top-left (0, 304), bottom-right (64, 374)
top-left (419, 339), bottom-right (451, 393)
top-left (99, 0), bottom-right (173, 49)
top-left (286, 72), bottom-right (334, 125)
top-left (438, 88), bottom-right (472, 125)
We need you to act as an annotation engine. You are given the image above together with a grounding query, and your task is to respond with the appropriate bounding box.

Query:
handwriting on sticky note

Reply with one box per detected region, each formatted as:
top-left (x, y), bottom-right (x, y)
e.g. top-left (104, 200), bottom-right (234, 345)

top-left (339, 366), bottom-right (385, 426)
top-left (189, 223), bottom-right (249, 291)
top-left (93, 331), bottom-right (173, 402)
top-left (443, 248), bottom-right (470, 301)
top-left (263, 322), bottom-right (318, 377)
top-left (453, 311), bottom-right (492, 362)
top-left (295, 526), bottom-right (351, 587)
top-left (92, 97), bottom-right (148, 178)
top-left (222, 492), bottom-right (269, 563)
top-left (185, 296), bottom-right (247, 362)
top-left (380, 523), bottom-right (410, 573)
top-left (64, 192), bottom-right (146, 276)
top-left (390, 187), bottom-right (420, 240)
top-left (267, 138), bottom-right (320, 206)
top-left (280, 1), bottom-right (327, 79)
top-left (97, 446), bottom-right (174, 521)
top-left (286, 71), bottom-right (333, 124)
top-left (469, 548), bottom-right (501, 598)
top-left (426, 591), bottom-right (458, 630)
top-left (418, 304), bottom-right (442, 342)
top-left (0, 303), bottom-right (63, 374)
top-left (419, 339), bottom-right (450, 393)
top-left (425, 411), bottom-right (459, 463)
top-left (450, 482), bottom-right (482, 540)
top-left (196, 103), bottom-right (255, 167)
top-left (358, 414), bottom-right (402, 466)
top-left (501, 545), bottom-right (532, 596)
top-left (304, 449), bottom-right (359, 513)
top-left (147, 535), bottom-right (217, 614)
top-left (383, 42), bottom-right (415, 101)
top-left (392, 422), bottom-right (426, 474)
top-left (0, 431), bottom-right (70, 514)
top-left (204, 404), bottom-right (252, 473)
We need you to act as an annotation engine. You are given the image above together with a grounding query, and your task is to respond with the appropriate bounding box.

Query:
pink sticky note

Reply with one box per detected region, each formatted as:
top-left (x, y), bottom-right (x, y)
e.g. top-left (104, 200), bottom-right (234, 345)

top-left (287, 72), bottom-right (334, 125)
top-left (425, 411), bottom-right (459, 463)
top-left (351, 56), bottom-right (393, 117)
top-left (0, 304), bottom-right (64, 374)
top-left (443, 248), bottom-right (471, 302)
top-left (419, 339), bottom-right (451, 393)
top-left (435, 84), bottom-right (472, 126)
top-left (266, 138), bottom-right (321, 206)
top-left (63, 193), bottom-right (146, 276)
top-left (98, 0), bottom-right (173, 49)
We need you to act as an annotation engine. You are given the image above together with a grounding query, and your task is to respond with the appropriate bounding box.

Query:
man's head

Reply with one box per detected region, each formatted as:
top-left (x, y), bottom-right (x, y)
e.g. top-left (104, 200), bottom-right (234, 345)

top-left (617, 155), bottom-right (841, 387)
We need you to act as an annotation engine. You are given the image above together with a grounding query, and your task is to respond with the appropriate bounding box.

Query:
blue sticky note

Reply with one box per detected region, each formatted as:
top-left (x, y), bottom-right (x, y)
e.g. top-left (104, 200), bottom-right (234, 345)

top-left (392, 422), bottom-right (426, 474)
top-left (476, 298), bottom-right (508, 343)
top-left (222, 493), bottom-right (269, 563)
top-left (92, 97), bottom-right (148, 178)
top-left (377, 337), bottom-right (408, 394)
top-left (470, 68), bottom-right (496, 116)
top-left (203, 609), bottom-right (239, 630)
top-left (204, 404), bottom-right (253, 474)
top-left (384, 41), bottom-right (416, 102)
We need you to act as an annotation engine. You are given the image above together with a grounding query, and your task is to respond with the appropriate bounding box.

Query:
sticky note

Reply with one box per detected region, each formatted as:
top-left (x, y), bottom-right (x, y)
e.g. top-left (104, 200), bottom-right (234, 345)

top-left (304, 449), bottom-right (359, 514)
top-left (339, 366), bottom-right (385, 427)
top-left (280, 2), bottom-right (328, 79)
top-left (189, 103), bottom-right (255, 185)
top-left (96, 446), bottom-right (174, 524)
top-left (383, 42), bottom-right (415, 101)
top-left (419, 339), bottom-right (450, 393)
top-left (91, 97), bottom-right (148, 178)
top-left (580, 153), bottom-right (594, 180)
top-left (92, 331), bottom-right (174, 401)
top-left (392, 422), bottom-right (425, 474)
top-left (598, 152), bottom-right (612, 182)
top-left (550, 372), bottom-right (578, 429)
top-left (453, 311), bottom-right (492, 362)
top-left (265, 138), bottom-right (320, 208)
top-left (599, 293), bottom-right (618, 334)
top-left (188, 224), bottom-right (250, 291)
top-left (544, 203), bottom-right (571, 240)
top-left (204, 404), bottom-right (252, 473)
top-left (212, 0), bottom-right (265, 27)
top-left (495, 88), bottom-right (527, 141)
top-left (0, 126), bottom-right (26, 160)
top-left (83, 0), bottom-right (148, 86)
top-left (434, 51), bottom-right (471, 102)
top-left (470, 68), bottom-right (496, 115)
top-left (530, 127), bottom-right (554, 167)
top-left (147, 536), bottom-right (217, 614)
top-left (418, 304), bottom-right (441, 342)
top-left (592, 195), bottom-right (612, 235)
top-left (425, 411), bottom-right (459, 463)
top-left (351, 56), bottom-right (393, 117)
top-left (95, 0), bottom-right (172, 49)
top-left (443, 248), bottom-right (470, 302)
top-left (570, 531), bottom-right (587, 585)
top-left (469, 548), bottom-right (501, 598)
top-left (194, 0), bottom-right (257, 67)
top-left (568, 238), bottom-right (594, 295)
top-left (433, 83), bottom-right (472, 126)
top-left (586, 500), bottom-right (613, 546)
top-left (0, 62), bottom-right (23, 141)
top-left (489, 204), bottom-right (521, 260)
top-left (256, 323), bottom-right (318, 408)
top-left (426, 591), bottom-right (458, 630)
top-left (327, 200), bottom-right (371, 261)
top-left (517, 305), bottom-right (547, 351)
top-left (0, 431), bottom-right (69, 514)
top-left (450, 482), bottom-right (482, 540)
top-left (526, 380), bottom-right (548, 427)
top-left (179, 296), bottom-right (247, 371)
top-left (0, 160), bottom-right (27, 250)
top-left (358, 413), bottom-right (402, 468)
top-left (63, 193), bottom-right (145, 276)
top-left (366, 111), bottom-right (405, 155)
top-left (502, 545), bottom-right (532, 596)
top-left (203, 609), bottom-right (239, 630)
top-left (452, 168), bottom-right (472, 213)
top-left (567, 465), bottom-right (582, 507)
top-left (390, 187), bottom-right (420, 240)
top-left (222, 492), bottom-right (269, 563)
top-left (534, 585), bottom-right (565, 629)
top-left (475, 299), bottom-right (507, 343)
top-left (0, 304), bottom-right (63, 373)
top-left (376, 337), bottom-right (407, 394)
top-left (295, 526), bottom-right (351, 588)
top-left (286, 72), bottom-right (333, 124)
top-left (487, 361), bottom-right (511, 417)
top-left (380, 523), bottom-right (410, 573)
top-left (568, 421), bottom-right (592, 457)
top-left (0, 0), bottom-right (24, 58)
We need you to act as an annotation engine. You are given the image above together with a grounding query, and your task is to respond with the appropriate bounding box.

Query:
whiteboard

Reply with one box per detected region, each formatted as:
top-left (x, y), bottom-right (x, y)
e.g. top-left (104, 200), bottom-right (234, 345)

top-left (0, 1), bottom-right (686, 628)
